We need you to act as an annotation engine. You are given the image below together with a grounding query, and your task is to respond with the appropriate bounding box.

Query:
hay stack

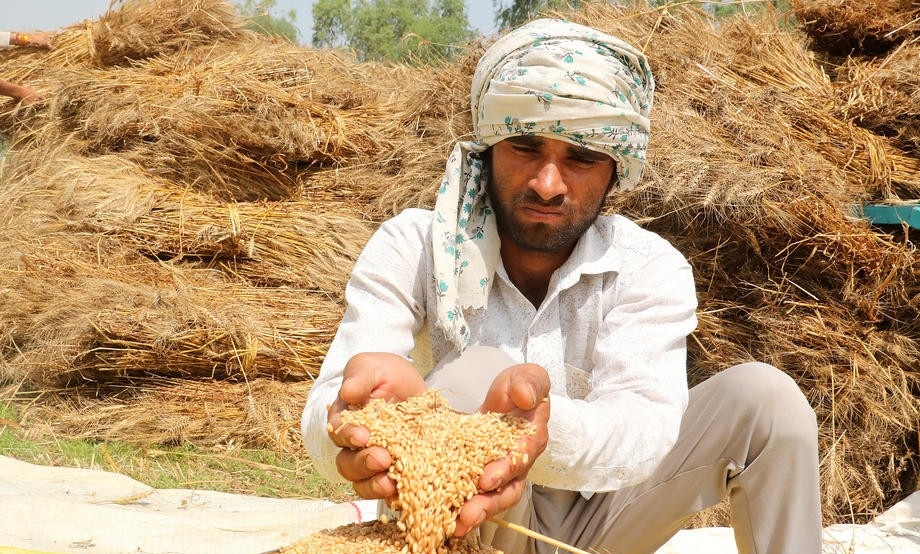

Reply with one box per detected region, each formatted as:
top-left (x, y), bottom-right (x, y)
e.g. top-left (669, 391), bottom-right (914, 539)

top-left (792, 0), bottom-right (920, 56)
top-left (0, 0), bottom-right (443, 457)
top-left (88, 0), bottom-right (248, 67)
top-left (832, 41), bottom-right (920, 170)
top-left (11, 379), bottom-right (312, 450)
top-left (1, 0), bottom-right (919, 526)
top-left (559, 3), bottom-right (920, 523)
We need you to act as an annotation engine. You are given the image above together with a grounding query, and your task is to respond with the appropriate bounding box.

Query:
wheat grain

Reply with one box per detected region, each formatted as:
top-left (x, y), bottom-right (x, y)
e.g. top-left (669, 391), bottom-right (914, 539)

top-left (287, 389), bottom-right (533, 553)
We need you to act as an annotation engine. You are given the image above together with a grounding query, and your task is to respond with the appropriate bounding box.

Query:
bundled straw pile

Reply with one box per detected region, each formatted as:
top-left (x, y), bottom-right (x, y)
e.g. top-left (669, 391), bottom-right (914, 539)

top-left (1, 0), bottom-right (918, 526)
top-left (792, 0), bottom-right (920, 56)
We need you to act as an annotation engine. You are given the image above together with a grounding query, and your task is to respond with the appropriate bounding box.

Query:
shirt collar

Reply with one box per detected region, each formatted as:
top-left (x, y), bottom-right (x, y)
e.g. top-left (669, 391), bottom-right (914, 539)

top-left (493, 214), bottom-right (624, 298)
top-left (554, 214), bottom-right (623, 291)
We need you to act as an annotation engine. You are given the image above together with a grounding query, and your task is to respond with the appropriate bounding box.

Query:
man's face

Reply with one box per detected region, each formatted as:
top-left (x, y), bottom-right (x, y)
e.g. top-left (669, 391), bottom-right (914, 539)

top-left (487, 136), bottom-right (616, 254)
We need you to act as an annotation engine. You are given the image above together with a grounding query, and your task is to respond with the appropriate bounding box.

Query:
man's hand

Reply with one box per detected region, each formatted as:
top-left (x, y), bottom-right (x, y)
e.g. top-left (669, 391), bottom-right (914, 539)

top-left (11, 31), bottom-right (56, 50)
top-left (0, 79), bottom-right (43, 106)
top-left (327, 352), bottom-right (426, 501)
top-left (14, 86), bottom-right (42, 106)
top-left (454, 363), bottom-right (551, 536)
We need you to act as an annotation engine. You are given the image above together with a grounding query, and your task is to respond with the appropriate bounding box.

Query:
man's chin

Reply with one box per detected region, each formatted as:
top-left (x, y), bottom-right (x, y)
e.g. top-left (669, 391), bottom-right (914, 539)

top-left (508, 227), bottom-right (575, 253)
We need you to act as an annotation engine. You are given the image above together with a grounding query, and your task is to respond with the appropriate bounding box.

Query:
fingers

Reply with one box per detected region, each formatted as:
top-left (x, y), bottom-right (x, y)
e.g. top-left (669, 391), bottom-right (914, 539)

top-left (335, 445), bottom-right (396, 500)
top-left (335, 445), bottom-right (391, 480)
top-left (478, 453), bottom-right (516, 493)
top-left (453, 477), bottom-right (527, 536)
top-left (352, 471), bottom-right (398, 500)
top-left (328, 352), bottom-right (426, 447)
top-left (327, 353), bottom-right (426, 501)
top-left (326, 414), bottom-right (369, 449)
top-left (449, 363), bottom-right (549, 536)
top-left (339, 352), bottom-right (426, 406)
top-left (481, 363), bottom-right (551, 414)
top-left (479, 365), bottom-right (550, 487)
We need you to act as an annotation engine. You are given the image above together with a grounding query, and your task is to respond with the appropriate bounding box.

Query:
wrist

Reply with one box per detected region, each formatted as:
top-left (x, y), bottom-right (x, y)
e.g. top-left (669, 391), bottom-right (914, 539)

top-left (11, 32), bottom-right (28, 46)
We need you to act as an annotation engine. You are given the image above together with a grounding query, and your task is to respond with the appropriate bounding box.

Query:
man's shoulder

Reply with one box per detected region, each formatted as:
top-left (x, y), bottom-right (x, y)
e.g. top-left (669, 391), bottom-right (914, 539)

top-left (594, 213), bottom-right (659, 241)
top-left (371, 208), bottom-right (434, 249)
top-left (591, 213), bottom-right (686, 260)
top-left (377, 208), bottom-right (434, 233)
top-left (382, 208), bottom-right (434, 227)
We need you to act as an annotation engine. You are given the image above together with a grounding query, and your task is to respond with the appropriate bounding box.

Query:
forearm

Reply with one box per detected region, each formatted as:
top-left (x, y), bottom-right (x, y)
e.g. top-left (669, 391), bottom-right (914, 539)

top-left (301, 210), bottom-right (432, 480)
top-left (0, 79), bottom-right (30, 100)
top-left (530, 389), bottom-right (685, 491)
top-left (0, 79), bottom-right (20, 96)
top-left (1, 31), bottom-right (54, 49)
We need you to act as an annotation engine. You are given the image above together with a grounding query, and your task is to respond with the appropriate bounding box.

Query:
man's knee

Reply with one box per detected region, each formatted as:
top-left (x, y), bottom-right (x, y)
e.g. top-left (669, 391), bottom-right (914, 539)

top-left (721, 362), bottom-right (818, 444)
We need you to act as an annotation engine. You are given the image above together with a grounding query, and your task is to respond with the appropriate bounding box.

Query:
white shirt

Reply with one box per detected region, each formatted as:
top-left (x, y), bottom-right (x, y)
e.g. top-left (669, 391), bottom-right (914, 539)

top-left (302, 208), bottom-right (698, 492)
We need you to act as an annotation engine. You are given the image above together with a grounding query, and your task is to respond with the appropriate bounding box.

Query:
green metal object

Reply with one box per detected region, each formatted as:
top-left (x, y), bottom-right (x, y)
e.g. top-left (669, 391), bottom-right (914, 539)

top-left (858, 203), bottom-right (920, 229)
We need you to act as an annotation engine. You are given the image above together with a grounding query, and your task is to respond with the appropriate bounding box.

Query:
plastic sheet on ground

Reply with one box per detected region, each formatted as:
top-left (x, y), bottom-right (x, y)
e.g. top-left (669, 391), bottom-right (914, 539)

top-left (657, 491), bottom-right (920, 553)
top-left (2, 455), bottom-right (918, 553)
top-left (0, 455), bottom-right (375, 554)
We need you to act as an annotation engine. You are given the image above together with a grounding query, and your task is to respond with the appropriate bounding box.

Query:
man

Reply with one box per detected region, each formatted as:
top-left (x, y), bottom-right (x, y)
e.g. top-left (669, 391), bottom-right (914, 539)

top-left (302, 18), bottom-right (822, 554)
top-left (1, 30), bottom-right (55, 105)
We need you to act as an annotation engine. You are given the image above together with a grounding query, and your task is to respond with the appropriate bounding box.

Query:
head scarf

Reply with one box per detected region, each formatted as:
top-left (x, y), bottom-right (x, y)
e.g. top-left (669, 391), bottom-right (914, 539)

top-left (432, 18), bottom-right (655, 352)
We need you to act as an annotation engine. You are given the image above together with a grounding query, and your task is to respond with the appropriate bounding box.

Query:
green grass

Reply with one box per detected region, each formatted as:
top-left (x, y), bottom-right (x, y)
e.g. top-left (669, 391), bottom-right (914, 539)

top-left (0, 401), bottom-right (355, 502)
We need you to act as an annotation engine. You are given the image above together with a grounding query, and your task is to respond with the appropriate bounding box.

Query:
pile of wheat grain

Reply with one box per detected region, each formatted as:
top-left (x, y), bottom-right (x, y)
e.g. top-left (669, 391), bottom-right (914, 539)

top-left (280, 520), bottom-right (505, 554)
top-left (323, 390), bottom-right (533, 554)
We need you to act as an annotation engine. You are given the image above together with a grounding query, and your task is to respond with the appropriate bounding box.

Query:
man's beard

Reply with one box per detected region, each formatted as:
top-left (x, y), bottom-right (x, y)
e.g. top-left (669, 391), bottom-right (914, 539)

top-left (486, 178), bottom-right (606, 254)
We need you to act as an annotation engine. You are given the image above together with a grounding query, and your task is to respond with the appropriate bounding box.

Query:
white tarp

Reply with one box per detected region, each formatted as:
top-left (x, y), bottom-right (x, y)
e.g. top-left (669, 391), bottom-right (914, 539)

top-left (0, 455), bottom-right (374, 554)
top-left (1, 455), bottom-right (918, 554)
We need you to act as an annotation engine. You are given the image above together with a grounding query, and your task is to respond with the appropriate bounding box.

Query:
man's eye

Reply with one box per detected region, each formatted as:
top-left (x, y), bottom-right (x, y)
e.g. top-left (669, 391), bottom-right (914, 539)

top-left (571, 156), bottom-right (599, 165)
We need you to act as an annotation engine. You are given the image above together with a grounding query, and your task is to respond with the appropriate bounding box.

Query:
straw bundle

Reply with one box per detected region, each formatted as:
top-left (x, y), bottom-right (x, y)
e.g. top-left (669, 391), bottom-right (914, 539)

top-left (0, 142), bottom-right (370, 289)
top-left (125, 193), bottom-right (373, 292)
top-left (40, 48), bottom-right (406, 200)
top-left (791, 0), bottom-right (920, 56)
top-left (0, 0), bottom-right (247, 114)
top-left (834, 42), bottom-right (920, 158)
top-left (0, 232), bottom-right (340, 387)
top-left (11, 378), bottom-right (312, 451)
top-left (88, 0), bottom-right (248, 67)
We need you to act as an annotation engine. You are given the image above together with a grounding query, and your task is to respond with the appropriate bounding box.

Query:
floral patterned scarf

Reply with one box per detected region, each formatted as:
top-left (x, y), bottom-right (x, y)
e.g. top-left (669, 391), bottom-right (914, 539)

top-left (431, 18), bottom-right (655, 351)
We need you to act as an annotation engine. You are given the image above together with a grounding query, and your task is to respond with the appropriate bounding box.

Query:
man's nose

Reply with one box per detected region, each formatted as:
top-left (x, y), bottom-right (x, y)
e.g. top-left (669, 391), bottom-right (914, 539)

top-left (531, 161), bottom-right (566, 199)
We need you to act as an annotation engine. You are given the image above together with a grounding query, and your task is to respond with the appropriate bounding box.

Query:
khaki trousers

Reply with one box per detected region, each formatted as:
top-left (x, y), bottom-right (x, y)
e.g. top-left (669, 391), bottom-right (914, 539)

top-left (478, 362), bottom-right (822, 554)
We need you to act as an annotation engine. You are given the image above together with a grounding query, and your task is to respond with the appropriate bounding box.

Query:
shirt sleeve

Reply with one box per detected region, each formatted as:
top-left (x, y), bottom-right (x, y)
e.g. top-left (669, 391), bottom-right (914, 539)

top-left (301, 210), bottom-right (431, 482)
top-left (529, 241), bottom-right (698, 492)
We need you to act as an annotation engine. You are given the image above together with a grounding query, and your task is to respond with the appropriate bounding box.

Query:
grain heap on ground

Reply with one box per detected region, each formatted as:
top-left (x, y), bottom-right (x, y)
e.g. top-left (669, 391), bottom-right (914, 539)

top-left (279, 520), bottom-right (505, 554)
top-left (326, 389), bottom-right (533, 554)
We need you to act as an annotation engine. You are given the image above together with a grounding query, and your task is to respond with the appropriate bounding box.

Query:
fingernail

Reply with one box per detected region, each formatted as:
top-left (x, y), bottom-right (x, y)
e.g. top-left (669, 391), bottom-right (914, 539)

top-left (529, 384), bottom-right (539, 407)
top-left (473, 509), bottom-right (487, 527)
